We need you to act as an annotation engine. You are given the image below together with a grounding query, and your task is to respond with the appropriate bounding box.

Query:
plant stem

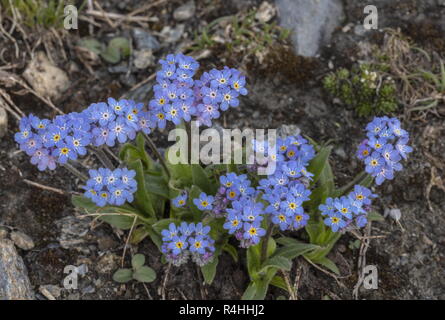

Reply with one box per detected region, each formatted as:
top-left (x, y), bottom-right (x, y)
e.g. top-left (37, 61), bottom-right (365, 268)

top-left (63, 163), bottom-right (88, 182)
top-left (142, 132), bottom-right (171, 178)
top-left (90, 147), bottom-right (115, 170)
top-left (336, 170), bottom-right (367, 196)
top-left (260, 221), bottom-right (274, 264)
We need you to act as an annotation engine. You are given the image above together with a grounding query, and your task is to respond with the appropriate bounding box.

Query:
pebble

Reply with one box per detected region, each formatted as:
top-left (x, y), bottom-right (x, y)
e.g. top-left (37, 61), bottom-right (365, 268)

top-left (10, 231), bottom-right (35, 251)
top-left (160, 24), bottom-right (185, 43)
top-left (173, 1), bottom-right (196, 21)
top-left (0, 106), bottom-right (7, 138)
top-left (131, 28), bottom-right (160, 51)
top-left (0, 239), bottom-right (34, 299)
top-left (0, 227), bottom-right (9, 239)
top-left (133, 49), bottom-right (155, 69)
top-left (39, 285), bottom-right (61, 300)
top-left (22, 51), bottom-right (70, 100)
top-left (255, 1), bottom-right (276, 23)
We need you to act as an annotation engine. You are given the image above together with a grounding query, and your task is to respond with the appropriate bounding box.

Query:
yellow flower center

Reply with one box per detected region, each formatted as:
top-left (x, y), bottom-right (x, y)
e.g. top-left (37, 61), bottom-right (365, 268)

top-left (295, 215), bottom-right (303, 222)
top-left (201, 201), bottom-right (208, 207)
top-left (289, 202), bottom-right (297, 210)
top-left (175, 241), bottom-right (183, 249)
top-left (61, 147), bottom-right (69, 155)
top-left (248, 227), bottom-right (257, 235)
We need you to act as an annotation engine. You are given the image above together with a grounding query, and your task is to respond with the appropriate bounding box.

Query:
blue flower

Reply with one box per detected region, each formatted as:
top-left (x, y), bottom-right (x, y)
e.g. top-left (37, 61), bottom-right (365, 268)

top-left (168, 235), bottom-right (188, 255)
top-left (188, 235), bottom-right (208, 254)
top-left (162, 223), bottom-right (179, 241)
top-left (172, 193), bottom-right (187, 208)
top-left (223, 211), bottom-right (242, 234)
top-left (220, 87), bottom-right (239, 110)
top-left (243, 222), bottom-right (266, 245)
top-left (193, 192), bottom-right (214, 210)
top-left (324, 214), bottom-right (347, 232)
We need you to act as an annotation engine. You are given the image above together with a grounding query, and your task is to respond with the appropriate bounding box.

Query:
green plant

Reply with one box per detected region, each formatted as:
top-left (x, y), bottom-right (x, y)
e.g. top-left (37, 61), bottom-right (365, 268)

top-left (323, 64), bottom-right (398, 116)
top-left (78, 37), bottom-right (131, 64)
top-left (113, 253), bottom-right (156, 283)
top-left (1, 0), bottom-right (84, 29)
top-left (188, 9), bottom-right (290, 59)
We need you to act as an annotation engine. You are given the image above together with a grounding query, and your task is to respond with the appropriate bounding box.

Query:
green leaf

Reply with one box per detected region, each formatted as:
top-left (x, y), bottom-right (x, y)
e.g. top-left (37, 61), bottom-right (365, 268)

top-left (192, 164), bottom-right (216, 194)
top-left (99, 214), bottom-right (136, 230)
top-left (100, 37), bottom-right (131, 64)
top-left (270, 276), bottom-right (288, 291)
top-left (72, 195), bottom-right (97, 212)
top-left (131, 254), bottom-right (145, 269)
top-left (274, 237), bottom-right (319, 260)
top-left (368, 211), bottom-right (385, 222)
top-left (145, 173), bottom-right (170, 199)
top-left (130, 226), bottom-right (149, 244)
top-left (78, 38), bottom-right (103, 54)
top-left (241, 282), bottom-right (257, 300)
top-left (259, 256), bottom-right (292, 273)
top-left (222, 243), bottom-right (238, 262)
top-left (311, 256), bottom-right (340, 275)
top-left (307, 146), bottom-right (333, 185)
top-left (201, 255), bottom-right (218, 284)
top-left (152, 219), bottom-right (179, 234)
top-left (112, 268), bottom-right (133, 283)
top-left (127, 159), bottom-right (156, 218)
top-left (133, 266), bottom-right (156, 283)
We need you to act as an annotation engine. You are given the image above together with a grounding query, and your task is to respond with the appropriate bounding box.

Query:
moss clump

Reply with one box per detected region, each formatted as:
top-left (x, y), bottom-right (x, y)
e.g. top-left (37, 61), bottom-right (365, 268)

top-left (323, 64), bottom-right (398, 117)
top-left (253, 45), bottom-right (318, 86)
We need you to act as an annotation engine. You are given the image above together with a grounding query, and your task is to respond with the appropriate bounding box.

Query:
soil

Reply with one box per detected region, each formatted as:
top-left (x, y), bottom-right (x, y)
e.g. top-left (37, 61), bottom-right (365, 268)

top-left (0, 0), bottom-right (444, 300)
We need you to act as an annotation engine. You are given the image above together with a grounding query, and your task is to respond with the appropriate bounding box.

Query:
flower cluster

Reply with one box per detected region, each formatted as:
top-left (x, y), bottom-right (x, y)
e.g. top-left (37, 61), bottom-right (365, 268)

top-left (320, 185), bottom-right (377, 232)
top-left (84, 168), bottom-right (137, 207)
top-left (14, 98), bottom-right (147, 171)
top-left (357, 117), bottom-right (412, 185)
top-left (149, 53), bottom-right (248, 128)
top-left (84, 98), bottom-right (148, 145)
top-left (14, 113), bottom-right (91, 171)
top-left (223, 197), bottom-right (266, 248)
top-left (161, 222), bottom-right (215, 266)
top-left (257, 135), bottom-right (315, 231)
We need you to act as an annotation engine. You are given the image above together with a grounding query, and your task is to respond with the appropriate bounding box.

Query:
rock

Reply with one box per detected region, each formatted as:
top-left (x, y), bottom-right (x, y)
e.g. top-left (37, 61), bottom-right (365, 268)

top-left (277, 124), bottom-right (301, 138)
top-left (275, 0), bottom-right (344, 57)
top-left (131, 28), bottom-right (160, 51)
top-left (96, 252), bottom-right (118, 274)
top-left (0, 227), bottom-right (8, 239)
top-left (0, 239), bottom-right (34, 299)
top-left (255, 1), bottom-right (276, 23)
top-left (108, 64), bottom-right (129, 74)
top-left (384, 208), bottom-right (402, 221)
top-left (173, 1), bottom-right (196, 21)
top-left (160, 24), bottom-right (185, 43)
top-left (10, 231), bottom-right (34, 251)
top-left (133, 49), bottom-right (155, 69)
top-left (56, 216), bottom-right (90, 252)
top-left (0, 106), bottom-right (7, 138)
top-left (22, 51), bottom-right (70, 100)
top-left (39, 285), bottom-right (61, 300)
top-left (97, 236), bottom-right (118, 251)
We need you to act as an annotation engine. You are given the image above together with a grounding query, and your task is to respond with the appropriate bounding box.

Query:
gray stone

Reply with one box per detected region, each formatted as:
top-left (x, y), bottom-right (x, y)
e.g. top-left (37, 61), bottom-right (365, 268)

top-left (56, 216), bottom-right (90, 252)
top-left (22, 51), bottom-right (70, 100)
top-left (39, 285), bottom-right (61, 300)
top-left (173, 1), bottom-right (196, 21)
top-left (0, 106), bottom-right (7, 138)
top-left (276, 0), bottom-right (344, 57)
top-left (133, 49), bottom-right (155, 69)
top-left (160, 24), bottom-right (185, 43)
top-left (131, 28), bottom-right (160, 51)
top-left (255, 1), bottom-right (276, 23)
top-left (0, 239), bottom-right (34, 300)
top-left (0, 227), bottom-right (8, 239)
top-left (10, 231), bottom-right (34, 250)
top-left (277, 124), bottom-right (301, 138)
